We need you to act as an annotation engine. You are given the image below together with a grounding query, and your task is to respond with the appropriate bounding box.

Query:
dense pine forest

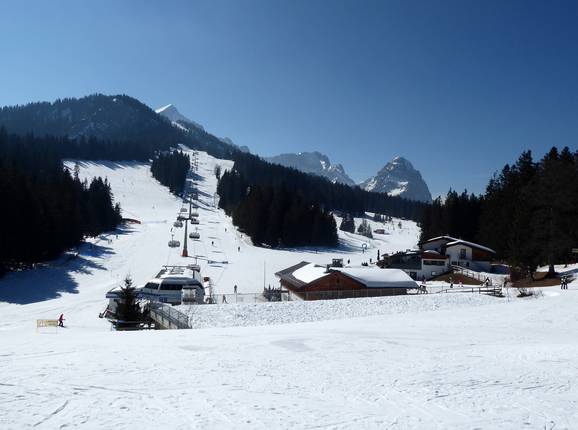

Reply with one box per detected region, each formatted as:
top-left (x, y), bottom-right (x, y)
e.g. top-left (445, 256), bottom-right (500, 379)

top-left (150, 150), bottom-right (190, 195)
top-left (229, 183), bottom-right (338, 247)
top-left (0, 129), bottom-right (122, 274)
top-left (420, 147), bottom-right (578, 275)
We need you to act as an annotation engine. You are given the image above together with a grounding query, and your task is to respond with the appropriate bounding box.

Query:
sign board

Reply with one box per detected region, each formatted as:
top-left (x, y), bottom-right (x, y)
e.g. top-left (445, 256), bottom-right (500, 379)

top-left (37, 319), bottom-right (59, 328)
top-left (36, 319), bottom-right (59, 334)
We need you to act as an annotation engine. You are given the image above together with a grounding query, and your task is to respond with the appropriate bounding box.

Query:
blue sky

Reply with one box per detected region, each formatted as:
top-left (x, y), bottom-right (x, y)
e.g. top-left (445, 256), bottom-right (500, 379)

top-left (1, 0), bottom-right (577, 197)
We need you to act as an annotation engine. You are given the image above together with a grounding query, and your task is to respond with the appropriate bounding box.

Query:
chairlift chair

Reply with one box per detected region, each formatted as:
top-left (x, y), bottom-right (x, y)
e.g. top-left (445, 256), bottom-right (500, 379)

top-left (189, 231), bottom-right (200, 239)
top-left (190, 218), bottom-right (199, 225)
top-left (173, 220), bottom-right (183, 228)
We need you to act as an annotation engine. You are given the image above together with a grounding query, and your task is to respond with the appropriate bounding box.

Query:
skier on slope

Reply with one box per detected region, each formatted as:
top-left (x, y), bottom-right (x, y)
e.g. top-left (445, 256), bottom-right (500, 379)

top-left (58, 314), bottom-right (65, 327)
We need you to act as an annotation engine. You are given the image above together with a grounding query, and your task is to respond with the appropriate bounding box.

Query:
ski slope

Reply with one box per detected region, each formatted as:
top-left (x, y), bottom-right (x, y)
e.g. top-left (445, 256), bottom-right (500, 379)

top-left (1, 149), bottom-right (577, 429)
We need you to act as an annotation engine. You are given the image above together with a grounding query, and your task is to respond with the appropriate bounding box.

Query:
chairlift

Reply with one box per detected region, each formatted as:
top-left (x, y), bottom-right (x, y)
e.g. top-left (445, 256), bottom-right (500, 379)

top-left (191, 211), bottom-right (199, 217)
top-left (177, 215), bottom-right (186, 221)
top-left (168, 234), bottom-right (180, 248)
top-left (190, 218), bottom-right (199, 225)
top-left (173, 220), bottom-right (183, 228)
top-left (189, 231), bottom-right (200, 239)
top-left (180, 208), bottom-right (187, 213)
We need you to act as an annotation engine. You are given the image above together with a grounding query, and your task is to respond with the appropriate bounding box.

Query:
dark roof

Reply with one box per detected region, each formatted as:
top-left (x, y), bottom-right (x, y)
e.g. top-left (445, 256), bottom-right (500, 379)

top-left (421, 252), bottom-right (449, 261)
top-left (274, 261), bottom-right (311, 288)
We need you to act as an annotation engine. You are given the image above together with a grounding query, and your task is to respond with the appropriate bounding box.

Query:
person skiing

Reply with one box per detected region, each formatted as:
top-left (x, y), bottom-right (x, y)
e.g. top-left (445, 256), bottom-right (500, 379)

top-left (449, 276), bottom-right (453, 288)
top-left (58, 314), bottom-right (65, 327)
top-left (234, 285), bottom-right (237, 294)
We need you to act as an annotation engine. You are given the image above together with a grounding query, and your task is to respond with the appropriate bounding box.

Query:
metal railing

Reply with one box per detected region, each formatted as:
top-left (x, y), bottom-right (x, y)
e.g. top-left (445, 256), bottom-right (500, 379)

top-left (213, 291), bottom-right (292, 304)
top-left (149, 302), bottom-right (190, 329)
top-left (298, 288), bottom-right (409, 301)
top-left (433, 285), bottom-right (503, 296)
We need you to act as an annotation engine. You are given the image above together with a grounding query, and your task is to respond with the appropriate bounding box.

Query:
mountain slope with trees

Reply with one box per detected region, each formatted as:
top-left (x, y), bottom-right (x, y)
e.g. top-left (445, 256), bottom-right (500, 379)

top-left (0, 94), bottom-right (239, 161)
top-left (0, 129), bottom-right (122, 274)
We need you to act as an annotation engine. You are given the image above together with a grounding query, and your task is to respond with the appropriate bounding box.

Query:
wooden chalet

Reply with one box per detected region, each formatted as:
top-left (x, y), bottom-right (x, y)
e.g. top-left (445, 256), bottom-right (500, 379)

top-left (275, 261), bottom-right (417, 300)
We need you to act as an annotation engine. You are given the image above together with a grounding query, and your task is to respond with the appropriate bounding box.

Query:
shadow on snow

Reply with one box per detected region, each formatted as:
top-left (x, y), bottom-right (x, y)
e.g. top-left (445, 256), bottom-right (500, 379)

top-left (0, 228), bottom-right (131, 305)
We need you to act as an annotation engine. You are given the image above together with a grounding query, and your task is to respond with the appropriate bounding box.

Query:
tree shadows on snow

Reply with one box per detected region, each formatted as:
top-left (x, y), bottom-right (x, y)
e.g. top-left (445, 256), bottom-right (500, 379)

top-left (0, 229), bottom-right (128, 305)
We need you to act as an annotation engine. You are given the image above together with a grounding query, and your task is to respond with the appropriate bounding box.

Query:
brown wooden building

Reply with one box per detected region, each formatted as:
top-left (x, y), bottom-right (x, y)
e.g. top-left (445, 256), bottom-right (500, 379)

top-left (275, 261), bottom-right (417, 300)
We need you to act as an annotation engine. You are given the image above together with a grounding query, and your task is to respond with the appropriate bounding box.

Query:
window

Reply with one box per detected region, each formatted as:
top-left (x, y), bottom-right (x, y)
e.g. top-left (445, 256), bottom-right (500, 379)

top-left (459, 248), bottom-right (467, 259)
top-left (159, 283), bottom-right (182, 291)
top-left (423, 260), bottom-right (445, 266)
top-left (144, 283), bottom-right (158, 290)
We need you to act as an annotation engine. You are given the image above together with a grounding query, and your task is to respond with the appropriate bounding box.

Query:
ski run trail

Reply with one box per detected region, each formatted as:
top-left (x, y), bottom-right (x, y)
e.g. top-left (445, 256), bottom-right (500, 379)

top-left (1, 148), bottom-right (577, 429)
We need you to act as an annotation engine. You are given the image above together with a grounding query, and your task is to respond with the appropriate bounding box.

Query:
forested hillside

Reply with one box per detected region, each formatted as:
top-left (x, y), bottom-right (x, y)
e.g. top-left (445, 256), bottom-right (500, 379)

top-left (420, 147), bottom-right (578, 275)
top-left (0, 94), bottom-right (239, 161)
top-left (0, 129), bottom-right (121, 274)
top-left (218, 152), bottom-right (427, 221)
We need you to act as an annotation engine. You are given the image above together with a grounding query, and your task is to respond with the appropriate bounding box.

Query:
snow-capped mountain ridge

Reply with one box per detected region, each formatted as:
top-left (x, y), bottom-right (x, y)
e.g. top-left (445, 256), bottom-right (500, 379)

top-left (155, 104), bottom-right (205, 131)
top-left (361, 156), bottom-right (432, 202)
top-left (266, 151), bottom-right (355, 186)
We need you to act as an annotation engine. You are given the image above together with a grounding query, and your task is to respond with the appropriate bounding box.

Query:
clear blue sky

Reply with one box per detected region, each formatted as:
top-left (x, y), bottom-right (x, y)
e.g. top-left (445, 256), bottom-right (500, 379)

top-left (1, 0), bottom-right (577, 197)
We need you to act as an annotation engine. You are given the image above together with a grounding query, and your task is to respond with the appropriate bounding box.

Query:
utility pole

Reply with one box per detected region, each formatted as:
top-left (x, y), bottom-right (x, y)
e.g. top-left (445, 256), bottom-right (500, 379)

top-left (182, 217), bottom-right (188, 257)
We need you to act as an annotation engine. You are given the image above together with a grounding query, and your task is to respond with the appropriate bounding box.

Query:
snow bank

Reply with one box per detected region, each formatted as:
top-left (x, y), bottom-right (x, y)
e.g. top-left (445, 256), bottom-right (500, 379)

top-left (180, 293), bottom-right (498, 329)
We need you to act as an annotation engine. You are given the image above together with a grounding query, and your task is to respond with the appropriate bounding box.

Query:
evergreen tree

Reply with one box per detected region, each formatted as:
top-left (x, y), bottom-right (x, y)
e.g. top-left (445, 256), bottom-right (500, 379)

top-left (357, 219), bottom-right (373, 238)
top-left (116, 275), bottom-right (142, 323)
top-left (339, 214), bottom-right (356, 233)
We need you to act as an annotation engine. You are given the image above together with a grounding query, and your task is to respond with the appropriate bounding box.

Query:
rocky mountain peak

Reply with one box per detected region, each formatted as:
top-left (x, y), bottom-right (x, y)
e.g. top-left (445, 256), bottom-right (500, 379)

top-left (360, 156), bottom-right (432, 203)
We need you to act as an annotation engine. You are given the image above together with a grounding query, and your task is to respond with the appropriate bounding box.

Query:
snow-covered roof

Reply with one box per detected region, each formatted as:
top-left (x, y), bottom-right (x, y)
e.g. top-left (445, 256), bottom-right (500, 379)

top-left (332, 267), bottom-right (416, 288)
top-left (292, 263), bottom-right (329, 284)
top-left (422, 235), bottom-right (458, 244)
top-left (277, 262), bottom-right (417, 289)
top-left (444, 240), bottom-right (496, 254)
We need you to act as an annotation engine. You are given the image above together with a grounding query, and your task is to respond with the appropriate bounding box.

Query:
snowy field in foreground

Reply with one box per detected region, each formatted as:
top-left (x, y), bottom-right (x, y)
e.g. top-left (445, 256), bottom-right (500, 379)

top-left (2, 286), bottom-right (578, 429)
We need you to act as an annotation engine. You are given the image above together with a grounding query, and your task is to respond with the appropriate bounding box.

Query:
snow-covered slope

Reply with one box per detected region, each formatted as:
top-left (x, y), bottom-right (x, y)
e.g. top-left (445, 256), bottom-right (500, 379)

top-left (361, 156), bottom-right (432, 202)
top-left (266, 151), bottom-right (356, 186)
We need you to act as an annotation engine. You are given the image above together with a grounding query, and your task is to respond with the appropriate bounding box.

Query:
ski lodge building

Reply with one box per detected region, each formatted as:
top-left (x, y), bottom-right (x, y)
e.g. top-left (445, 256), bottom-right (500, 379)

top-left (275, 261), bottom-right (417, 300)
top-left (378, 250), bottom-right (450, 281)
top-left (420, 236), bottom-right (495, 272)
top-left (381, 235), bottom-right (496, 280)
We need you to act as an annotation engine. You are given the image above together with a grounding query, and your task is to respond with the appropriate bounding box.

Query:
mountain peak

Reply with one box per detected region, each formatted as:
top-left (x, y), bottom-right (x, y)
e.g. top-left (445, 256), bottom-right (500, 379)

top-left (361, 156), bottom-right (432, 202)
top-left (155, 104), bottom-right (199, 128)
top-left (266, 151), bottom-right (355, 186)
